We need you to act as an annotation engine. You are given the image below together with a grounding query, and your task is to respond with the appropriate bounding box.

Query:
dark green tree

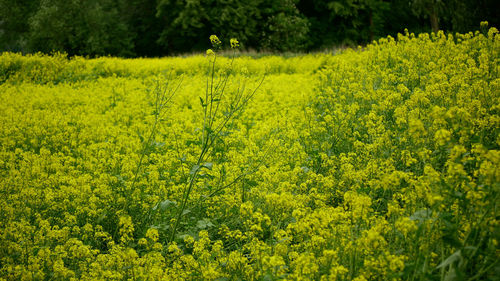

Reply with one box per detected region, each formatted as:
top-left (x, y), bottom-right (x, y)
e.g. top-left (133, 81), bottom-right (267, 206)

top-left (298, 0), bottom-right (389, 47)
top-left (156, 0), bottom-right (309, 53)
top-left (0, 0), bottom-right (40, 52)
top-left (156, 0), bottom-right (211, 53)
top-left (260, 0), bottom-right (310, 51)
top-left (28, 0), bottom-right (134, 56)
top-left (2, 0), bottom-right (499, 56)
top-left (327, 0), bottom-right (389, 43)
top-left (383, 0), bottom-right (427, 36)
top-left (411, 0), bottom-right (445, 32)
top-left (123, 0), bottom-right (164, 57)
top-left (445, 0), bottom-right (499, 33)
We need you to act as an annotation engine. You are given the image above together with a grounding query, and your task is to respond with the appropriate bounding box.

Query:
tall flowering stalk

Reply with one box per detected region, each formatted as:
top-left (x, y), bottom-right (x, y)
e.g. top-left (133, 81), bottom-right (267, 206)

top-left (169, 35), bottom-right (263, 243)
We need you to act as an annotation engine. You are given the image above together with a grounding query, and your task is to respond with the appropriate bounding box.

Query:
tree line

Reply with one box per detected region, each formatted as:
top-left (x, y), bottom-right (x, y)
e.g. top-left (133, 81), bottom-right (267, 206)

top-left (0, 0), bottom-right (497, 57)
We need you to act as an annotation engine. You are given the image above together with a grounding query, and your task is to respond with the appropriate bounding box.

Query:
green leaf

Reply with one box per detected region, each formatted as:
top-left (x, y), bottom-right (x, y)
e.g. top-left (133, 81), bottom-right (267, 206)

top-left (96, 212), bottom-right (107, 224)
top-left (410, 209), bottom-right (432, 221)
top-left (190, 164), bottom-right (200, 175)
top-left (151, 223), bottom-right (170, 232)
top-left (437, 250), bottom-right (462, 269)
top-left (443, 267), bottom-right (457, 281)
top-left (196, 218), bottom-right (214, 229)
top-left (262, 273), bottom-right (273, 281)
top-left (158, 199), bottom-right (176, 211)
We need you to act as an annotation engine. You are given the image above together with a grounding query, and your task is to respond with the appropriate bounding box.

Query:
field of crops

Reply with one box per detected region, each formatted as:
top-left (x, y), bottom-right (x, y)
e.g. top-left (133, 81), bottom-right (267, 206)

top-left (0, 27), bottom-right (499, 280)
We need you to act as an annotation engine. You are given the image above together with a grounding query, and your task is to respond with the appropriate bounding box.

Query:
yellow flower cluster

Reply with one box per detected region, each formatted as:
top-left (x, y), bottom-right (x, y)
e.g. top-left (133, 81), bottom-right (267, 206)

top-left (0, 27), bottom-right (498, 280)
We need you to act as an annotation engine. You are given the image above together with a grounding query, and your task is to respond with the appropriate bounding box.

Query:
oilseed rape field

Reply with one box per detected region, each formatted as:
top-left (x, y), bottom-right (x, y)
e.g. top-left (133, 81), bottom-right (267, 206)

top-left (0, 27), bottom-right (499, 280)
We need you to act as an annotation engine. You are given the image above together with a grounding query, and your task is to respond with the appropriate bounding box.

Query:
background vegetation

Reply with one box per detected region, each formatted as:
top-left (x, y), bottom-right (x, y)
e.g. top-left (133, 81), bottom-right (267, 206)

top-left (1, 0), bottom-right (498, 56)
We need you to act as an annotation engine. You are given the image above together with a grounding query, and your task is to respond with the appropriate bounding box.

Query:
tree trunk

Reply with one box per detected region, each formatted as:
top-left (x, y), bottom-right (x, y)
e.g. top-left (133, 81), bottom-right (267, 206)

top-left (369, 10), bottom-right (374, 42)
top-left (430, 10), bottom-right (439, 33)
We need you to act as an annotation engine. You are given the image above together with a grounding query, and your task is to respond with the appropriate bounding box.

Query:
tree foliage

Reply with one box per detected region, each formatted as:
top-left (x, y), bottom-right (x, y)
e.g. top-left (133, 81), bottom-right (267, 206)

top-left (0, 0), bottom-right (498, 56)
top-left (156, 0), bottom-right (309, 53)
top-left (27, 0), bottom-right (134, 56)
top-left (0, 0), bottom-right (40, 52)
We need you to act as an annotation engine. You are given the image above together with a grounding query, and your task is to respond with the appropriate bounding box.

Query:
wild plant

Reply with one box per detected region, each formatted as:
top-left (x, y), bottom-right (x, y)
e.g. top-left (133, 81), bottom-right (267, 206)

top-left (166, 36), bottom-right (265, 243)
top-left (120, 72), bottom-right (181, 214)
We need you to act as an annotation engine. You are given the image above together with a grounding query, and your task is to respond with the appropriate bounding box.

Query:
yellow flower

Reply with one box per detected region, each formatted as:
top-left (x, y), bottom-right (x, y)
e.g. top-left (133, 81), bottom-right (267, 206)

top-left (146, 228), bottom-right (159, 242)
top-left (230, 38), bottom-right (239, 48)
top-left (434, 129), bottom-right (451, 146)
top-left (209, 35), bottom-right (221, 47)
